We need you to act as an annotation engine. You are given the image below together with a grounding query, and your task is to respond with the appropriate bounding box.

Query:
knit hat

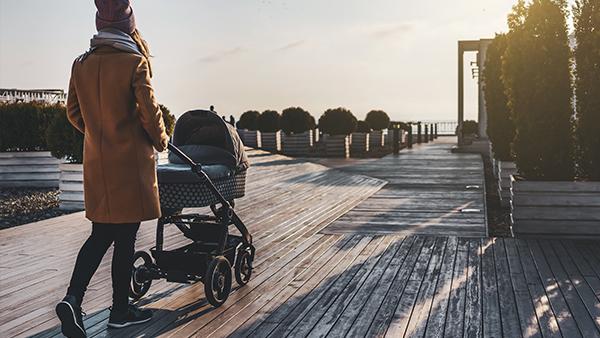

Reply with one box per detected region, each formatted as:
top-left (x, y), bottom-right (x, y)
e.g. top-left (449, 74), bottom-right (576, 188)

top-left (95, 0), bottom-right (136, 34)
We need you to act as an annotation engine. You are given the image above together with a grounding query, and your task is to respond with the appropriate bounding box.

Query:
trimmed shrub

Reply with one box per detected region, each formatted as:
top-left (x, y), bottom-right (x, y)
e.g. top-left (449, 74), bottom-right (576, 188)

top-left (159, 104), bottom-right (176, 136)
top-left (46, 105), bottom-right (84, 163)
top-left (503, 0), bottom-right (574, 180)
top-left (257, 110), bottom-right (281, 133)
top-left (308, 115), bottom-right (317, 130)
top-left (460, 120), bottom-right (479, 136)
top-left (280, 107), bottom-right (313, 135)
top-left (237, 110), bottom-right (260, 130)
top-left (365, 110), bottom-right (390, 131)
top-left (0, 102), bottom-right (54, 152)
top-left (574, 0), bottom-right (600, 180)
top-left (319, 108), bottom-right (357, 135)
top-left (356, 120), bottom-right (372, 133)
top-left (484, 33), bottom-right (515, 161)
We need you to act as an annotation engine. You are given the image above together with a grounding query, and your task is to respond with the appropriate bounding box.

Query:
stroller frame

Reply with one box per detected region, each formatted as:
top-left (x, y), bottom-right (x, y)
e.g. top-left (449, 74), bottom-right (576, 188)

top-left (129, 143), bottom-right (255, 307)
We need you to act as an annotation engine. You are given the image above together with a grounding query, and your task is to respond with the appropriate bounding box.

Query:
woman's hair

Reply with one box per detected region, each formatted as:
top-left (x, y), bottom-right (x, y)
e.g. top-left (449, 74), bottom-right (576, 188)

top-left (130, 29), bottom-right (153, 77)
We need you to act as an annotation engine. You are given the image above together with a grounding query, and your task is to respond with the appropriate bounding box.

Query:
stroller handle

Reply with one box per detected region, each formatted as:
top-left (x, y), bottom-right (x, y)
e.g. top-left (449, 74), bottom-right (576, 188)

top-left (167, 143), bottom-right (202, 171)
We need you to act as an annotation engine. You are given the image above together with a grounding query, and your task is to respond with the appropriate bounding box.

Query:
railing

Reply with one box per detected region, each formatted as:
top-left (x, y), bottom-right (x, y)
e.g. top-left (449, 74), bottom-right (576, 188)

top-left (406, 121), bottom-right (457, 136)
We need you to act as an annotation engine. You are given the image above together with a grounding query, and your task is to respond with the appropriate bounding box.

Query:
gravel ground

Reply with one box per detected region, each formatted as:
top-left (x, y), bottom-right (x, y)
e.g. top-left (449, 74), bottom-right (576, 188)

top-left (0, 188), bottom-right (78, 229)
top-left (482, 154), bottom-right (513, 237)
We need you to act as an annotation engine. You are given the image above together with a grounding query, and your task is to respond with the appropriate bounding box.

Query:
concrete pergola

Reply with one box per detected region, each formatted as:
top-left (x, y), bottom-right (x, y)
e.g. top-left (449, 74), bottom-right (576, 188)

top-left (457, 39), bottom-right (492, 146)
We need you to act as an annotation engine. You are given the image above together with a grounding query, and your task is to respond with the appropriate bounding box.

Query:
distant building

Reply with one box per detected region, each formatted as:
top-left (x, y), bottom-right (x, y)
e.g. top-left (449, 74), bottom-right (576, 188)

top-left (0, 88), bottom-right (67, 105)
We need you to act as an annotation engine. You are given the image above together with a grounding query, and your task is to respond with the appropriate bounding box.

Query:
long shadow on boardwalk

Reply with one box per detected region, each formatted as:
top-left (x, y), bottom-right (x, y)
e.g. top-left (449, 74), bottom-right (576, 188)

top-left (31, 236), bottom-right (600, 338)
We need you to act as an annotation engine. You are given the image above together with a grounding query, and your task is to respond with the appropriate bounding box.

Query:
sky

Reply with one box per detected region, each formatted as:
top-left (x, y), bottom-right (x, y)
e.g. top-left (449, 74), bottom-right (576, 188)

top-left (0, 0), bottom-right (575, 122)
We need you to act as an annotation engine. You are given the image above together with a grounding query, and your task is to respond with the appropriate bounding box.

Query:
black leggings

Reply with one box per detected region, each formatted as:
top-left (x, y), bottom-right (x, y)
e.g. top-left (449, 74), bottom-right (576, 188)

top-left (67, 222), bottom-right (140, 312)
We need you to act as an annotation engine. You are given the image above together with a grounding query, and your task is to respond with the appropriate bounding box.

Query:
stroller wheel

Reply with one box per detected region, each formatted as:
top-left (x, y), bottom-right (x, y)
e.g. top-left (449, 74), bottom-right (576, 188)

top-left (129, 251), bottom-right (153, 300)
top-left (235, 248), bottom-right (253, 286)
top-left (204, 256), bottom-right (232, 307)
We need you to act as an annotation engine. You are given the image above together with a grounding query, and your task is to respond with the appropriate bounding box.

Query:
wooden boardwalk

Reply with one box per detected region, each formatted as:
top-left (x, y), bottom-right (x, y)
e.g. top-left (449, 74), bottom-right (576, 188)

top-left (1, 146), bottom-right (599, 338)
top-left (314, 137), bottom-right (487, 237)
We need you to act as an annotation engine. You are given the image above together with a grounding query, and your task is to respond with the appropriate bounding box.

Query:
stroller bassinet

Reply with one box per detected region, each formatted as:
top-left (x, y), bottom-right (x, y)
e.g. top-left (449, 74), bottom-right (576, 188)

top-left (157, 109), bottom-right (249, 209)
top-left (129, 109), bottom-right (254, 308)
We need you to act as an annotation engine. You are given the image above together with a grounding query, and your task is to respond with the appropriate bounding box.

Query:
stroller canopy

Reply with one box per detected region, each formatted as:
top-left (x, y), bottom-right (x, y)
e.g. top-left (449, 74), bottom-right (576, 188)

top-left (169, 110), bottom-right (249, 170)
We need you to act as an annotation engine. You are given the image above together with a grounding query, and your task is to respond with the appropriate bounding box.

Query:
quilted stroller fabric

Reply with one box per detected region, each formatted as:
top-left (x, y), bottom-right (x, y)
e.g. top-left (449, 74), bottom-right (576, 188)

top-left (157, 110), bottom-right (249, 209)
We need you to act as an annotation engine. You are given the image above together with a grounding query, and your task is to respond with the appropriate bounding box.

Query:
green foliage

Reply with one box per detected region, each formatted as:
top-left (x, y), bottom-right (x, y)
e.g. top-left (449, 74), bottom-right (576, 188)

top-left (574, 0), bottom-right (600, 180)
top-left (503, 0), bottom-right (574, 180)
top-left (159, 104), bottom-right (176, 136)
top-left (257, 110), bottom-right (281, 132)
top-left (308, 115), bottom-right (317, 129)
top-left (462, 120), bottom-right (479, 136)
top-left (45, 105), bottom-right (84, 163)
top-left (355, 120), bottom-right (372, 133)
top-left (365, 110), bottom-right (391, 130)
top-left (484, 33), bottom-right (515, 161)
top-left (0, 102), bottom-right (54, 152)
top-left (237, 110), bottom-right (260, 130)
top-left (280, 107), bottom-right (314, 135)
top-left (318, 107), bottom-right (357, 135)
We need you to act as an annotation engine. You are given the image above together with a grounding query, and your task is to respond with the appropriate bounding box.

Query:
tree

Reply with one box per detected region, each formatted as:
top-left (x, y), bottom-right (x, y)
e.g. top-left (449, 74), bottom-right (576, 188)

top-left (257, 110), bottom-right (281, 132)
top-left (318, 108), bottom-right (357, 135)
top-left (365, 110), bottom-right (390, 131)
top-left (159, 104), bottom-right (176, 136)
top-left (484, 33), bottom-right (515, 161)
top-left (280, 107), bottom-right (314, 135)
top-left (503, 0), bottom-right (574, 180)
top-left (574, 0), bottom-right (600, 180)
top-left (356, 120), bottom-right (372, 133)
top-left (237, 110), bottom-right (260, 130)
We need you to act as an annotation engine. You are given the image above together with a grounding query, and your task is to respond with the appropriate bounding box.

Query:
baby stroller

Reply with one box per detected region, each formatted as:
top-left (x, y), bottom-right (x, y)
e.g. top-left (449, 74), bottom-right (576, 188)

top-left (129, 109), bottom-right (255, 307)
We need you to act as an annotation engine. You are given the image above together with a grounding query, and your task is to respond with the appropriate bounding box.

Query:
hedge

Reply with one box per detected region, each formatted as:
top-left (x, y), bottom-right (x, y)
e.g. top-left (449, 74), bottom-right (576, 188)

top-left (355, 120), bottom-right (372, 133)
top-left (574, 0), bottom-right (600, 180)
top-left (237, 110), bottom-right (260, 130)
top-left (257, 110), bottom-right (281, 132)
top-left (281, 107), bottom-right (314, 135)
top-left (483, 33), bottom-right (515, 161)
top-left (45, 105), bottom-right (84, 163)
top-left (0, 102), bottom-right (54, 152)
top-left (318, 108), bottom-right (357, 135)
top-left (365, 110), bottom-right (390, 131)
top-left (503, 0), bottom-right (574, 180)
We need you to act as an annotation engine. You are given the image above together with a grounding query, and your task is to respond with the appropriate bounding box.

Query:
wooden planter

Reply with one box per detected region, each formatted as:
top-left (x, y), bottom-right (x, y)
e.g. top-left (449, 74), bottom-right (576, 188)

top-left (238, 130), bottom-right (261, 148)
top-left (498, 161), bottom-right (517, 207)
top-left (350, 133), bottom-right (369, 155)
top-left (511, 177), bottom-right (600, 238)
top-left (281, 131), bottom-right (313, 156)
top-left (0, 151), bottom-right (61, 188)
top-left (369, 130), bottom-right (385, 149)
top-left (59, 163), bottom-right (84, 210)
top-left (325, 135), bottom-right (350, 158)
top-left (260, 131), bottom-right (281, 153)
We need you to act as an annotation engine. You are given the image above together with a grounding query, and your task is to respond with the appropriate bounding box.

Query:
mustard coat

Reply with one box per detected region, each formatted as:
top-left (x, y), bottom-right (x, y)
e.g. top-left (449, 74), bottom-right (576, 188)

top-left (67, 45), bottom-right (169, 223)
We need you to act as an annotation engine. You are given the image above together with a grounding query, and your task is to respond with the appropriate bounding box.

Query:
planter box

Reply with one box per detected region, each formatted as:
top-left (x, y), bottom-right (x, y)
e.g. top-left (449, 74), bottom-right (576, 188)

top-left (369, 130), bottom-right (385, 149)
top-left (281, 131), bottom-right (313, 156)
top-left (238, 130), bottom-right (261, 148)
top-left (59, 163), bottom-right (84, 210)
top-left (350, 133), bottom-right (369, 155)
top-left (155, 151), bottom-right (168, 165)
top-left (511, 177), bottom-right (600, 238)
top-left (325, 135), bottom-right (350, 158)
top-left (498, 161), bottom-right (517, 207)
top-left (0, 151), bottom-right (61, 188)
top-left (260, 131), bottom-right (281, 153)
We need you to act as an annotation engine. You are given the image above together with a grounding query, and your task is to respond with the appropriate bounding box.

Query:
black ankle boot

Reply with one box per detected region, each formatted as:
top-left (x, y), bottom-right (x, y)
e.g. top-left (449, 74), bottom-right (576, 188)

top-left (107, 304), bottom-right (152, 329)
top-left (56, 295), bottom-right (86, 338)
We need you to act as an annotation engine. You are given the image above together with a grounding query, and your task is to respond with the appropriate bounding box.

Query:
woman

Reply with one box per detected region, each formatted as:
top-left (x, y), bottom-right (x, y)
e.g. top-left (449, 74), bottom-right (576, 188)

top-left (55, 1), bottom-right (168, 337)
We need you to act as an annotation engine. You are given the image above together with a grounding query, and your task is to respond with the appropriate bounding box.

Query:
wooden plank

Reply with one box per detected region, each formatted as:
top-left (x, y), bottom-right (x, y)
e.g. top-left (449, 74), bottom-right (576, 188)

top-left (443, 237), bottom-right (469, 338)
top-left (504, 239), bottom-right (542, 338)
top-left (492, 238), bottom-right (523, 338)
top-left (384, 236), bottom-right (440, 337)
top-left (463, 238), bottom-right (483, 338)
top-left (538, 240), bottom-right (600, 337)
top-left (481, 238), bottom-right (502, 338)
top-left (327, 236), bottom-right (416, 337)
top-left (423, 237), bottom-right (458, 338)
top-left (515, 239), bottom-right (561, 337)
